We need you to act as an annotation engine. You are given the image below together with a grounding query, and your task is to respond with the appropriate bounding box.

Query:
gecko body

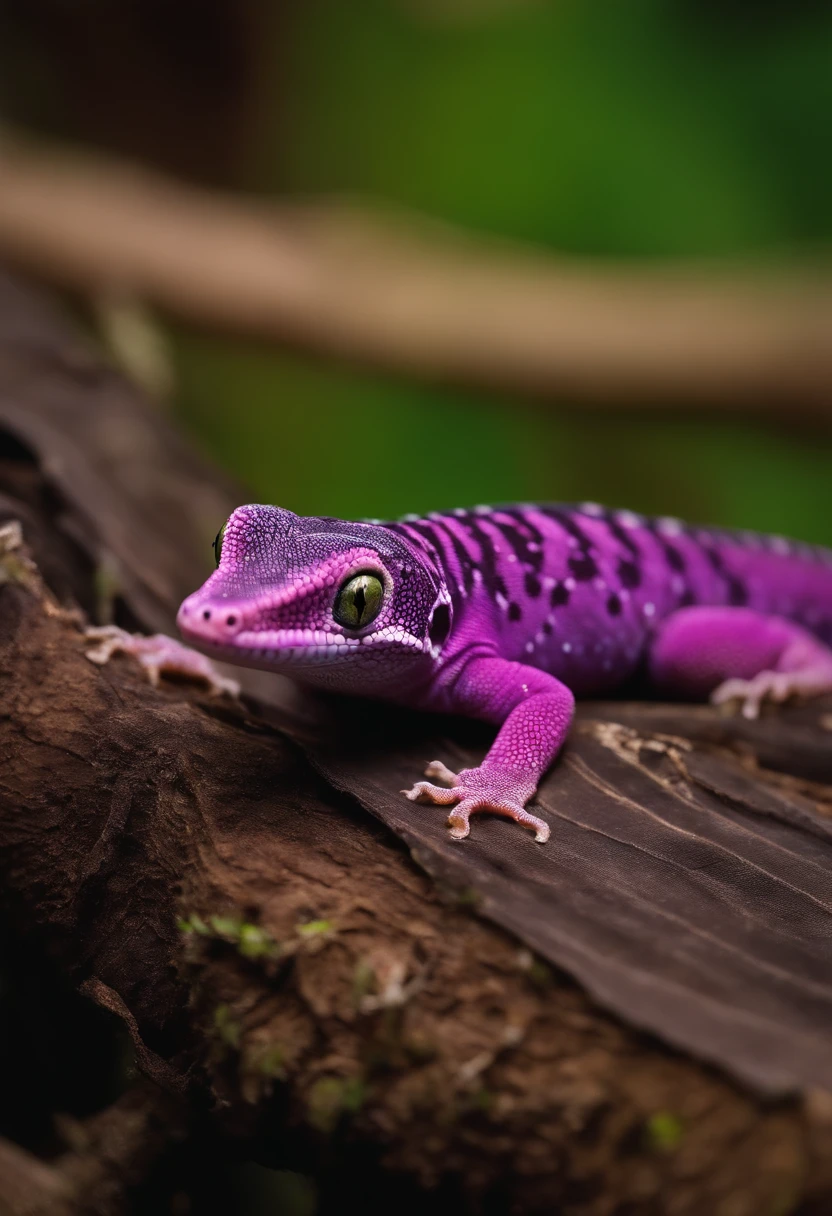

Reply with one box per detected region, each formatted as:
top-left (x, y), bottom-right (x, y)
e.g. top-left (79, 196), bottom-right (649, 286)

top-left (174, 503), bottom-right (832, 842)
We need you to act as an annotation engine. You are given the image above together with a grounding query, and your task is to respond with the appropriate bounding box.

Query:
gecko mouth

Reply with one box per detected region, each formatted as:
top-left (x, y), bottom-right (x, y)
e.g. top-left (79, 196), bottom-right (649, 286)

top-left (179, 625), bottom-right (424, 668)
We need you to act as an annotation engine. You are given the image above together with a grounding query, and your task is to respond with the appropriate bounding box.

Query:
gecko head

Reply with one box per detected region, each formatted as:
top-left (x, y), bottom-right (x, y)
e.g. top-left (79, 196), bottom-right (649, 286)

top-left (177, 505), bottom-right (449, 692)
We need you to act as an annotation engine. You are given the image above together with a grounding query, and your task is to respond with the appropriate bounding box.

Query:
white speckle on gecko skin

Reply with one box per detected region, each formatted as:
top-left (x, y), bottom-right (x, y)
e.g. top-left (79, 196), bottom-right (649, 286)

top-left (643, 602), bottom-right (656, 617)
top-left (525, 641), bottom-right (534, 653)
top-left (617, 510), bottom-right (643, 528)
top-left (564, 577), bottom-right (576, 591)
top-left (580, 502), bottom-right (604, 516)
top-left (658, 517), bottom-right (684, 536)
top-left (562, 642), bottom-right (572, 653)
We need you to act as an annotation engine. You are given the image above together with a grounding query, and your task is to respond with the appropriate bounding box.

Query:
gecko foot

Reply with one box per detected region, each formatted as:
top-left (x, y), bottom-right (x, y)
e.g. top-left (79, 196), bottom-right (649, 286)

top-left (711, 667), bottom-right (832, 720)
top-left (403, 760), bottom-right (549, 843)
top-left (84, 626), bottom-right (240, 697)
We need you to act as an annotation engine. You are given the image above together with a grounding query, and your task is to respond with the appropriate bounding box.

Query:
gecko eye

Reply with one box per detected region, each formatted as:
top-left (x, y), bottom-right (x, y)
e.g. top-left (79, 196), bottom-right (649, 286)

top-left (333, 573), bottom-right (383, 630)
top-left (213, 520), bottom-right (228, 567)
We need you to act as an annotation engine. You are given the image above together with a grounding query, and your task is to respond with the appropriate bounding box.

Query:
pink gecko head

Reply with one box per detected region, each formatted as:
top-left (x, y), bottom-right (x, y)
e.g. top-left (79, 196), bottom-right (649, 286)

top-left (177, 505), bottom-right (449, 694)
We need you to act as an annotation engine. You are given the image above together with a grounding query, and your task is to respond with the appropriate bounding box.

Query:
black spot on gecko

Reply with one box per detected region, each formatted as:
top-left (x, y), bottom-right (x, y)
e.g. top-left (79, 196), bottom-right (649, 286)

top-left (702, 543), bottom-right (748, 608)
top-left (508, 601), bottom-right (522, 622)
top-left (568, 551), bottom-right (598, 581)
top-left (606, 592), bottom-right (622, 616)
top-left (603, 512), bottom-right (640, 556)
top-left (727, 578), bottom-right (748, 607)
top-left (505, 508), bottom-right (547, 573)
top-left (426, 519), bottom-right (476, 596)
top-left (662, 543), bottom-right (686, 572)
top-left (618, 558), bottom-right (641, 589)
top-left (403, 515), bottom-right (471, 605)
top-left (524, 572), bottom-right (542, 597)
top-left (491, 515), bottom-right (544, 573)
top-left (428, 602), bottom-right (451, 649)
top-left (550, 582), bottom-right (570, 607)
top-left (541, 506), bottom-right (594, 552)
top-left (643, 518), bottom-right (687, 573)
top-left (542, 620), bottom-right (552, 635)
top-left (457, 514), bottom-right (503, 597)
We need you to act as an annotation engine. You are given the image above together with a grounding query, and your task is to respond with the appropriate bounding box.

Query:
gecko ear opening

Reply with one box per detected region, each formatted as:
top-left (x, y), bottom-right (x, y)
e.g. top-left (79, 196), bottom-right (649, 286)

top-left (428, 602), bottom-right (452, 650)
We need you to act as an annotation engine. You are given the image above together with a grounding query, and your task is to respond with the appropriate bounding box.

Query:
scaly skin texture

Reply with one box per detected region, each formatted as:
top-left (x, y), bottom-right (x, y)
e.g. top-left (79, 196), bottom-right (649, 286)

top-left (168, 503), bottom-right (832, 843)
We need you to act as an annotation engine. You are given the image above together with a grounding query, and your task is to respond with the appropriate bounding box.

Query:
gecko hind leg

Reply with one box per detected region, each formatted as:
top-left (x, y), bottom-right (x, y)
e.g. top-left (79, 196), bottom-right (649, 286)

top-left (648, 607), bottom-right (832, 720)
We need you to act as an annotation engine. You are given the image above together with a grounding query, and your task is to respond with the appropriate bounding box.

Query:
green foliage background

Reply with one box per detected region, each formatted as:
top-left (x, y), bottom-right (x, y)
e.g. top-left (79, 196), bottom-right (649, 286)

top-left (38, 0), bottom-right (832, 542)
top-left (154, 1), bottom-right (831, 540)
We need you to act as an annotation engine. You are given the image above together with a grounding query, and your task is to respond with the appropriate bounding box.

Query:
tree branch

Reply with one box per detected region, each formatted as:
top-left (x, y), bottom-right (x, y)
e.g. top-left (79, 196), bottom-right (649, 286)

top-left (0, 133), bottom-right (830, 415)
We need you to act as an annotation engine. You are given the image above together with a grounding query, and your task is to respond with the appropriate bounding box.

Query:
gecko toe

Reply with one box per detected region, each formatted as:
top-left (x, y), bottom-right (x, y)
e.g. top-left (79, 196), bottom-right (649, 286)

top-left (424, 760), bottom-right (459, 786)
top-left (403, 781), bottom-right (459, 806)
top-left (447, 802), bottom-right (473, 840)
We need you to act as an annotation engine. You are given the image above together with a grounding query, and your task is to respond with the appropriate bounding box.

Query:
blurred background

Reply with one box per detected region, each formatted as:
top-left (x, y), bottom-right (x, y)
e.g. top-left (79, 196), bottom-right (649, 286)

top-left (0, 0), bottom-right (830, 540)
top-left (0, 2), bottom-right (831, 1212)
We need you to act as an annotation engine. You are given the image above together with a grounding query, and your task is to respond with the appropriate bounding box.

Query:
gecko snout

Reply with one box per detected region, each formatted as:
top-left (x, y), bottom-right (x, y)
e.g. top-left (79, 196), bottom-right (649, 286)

top-left (177, 595), bottom-right (244, 647)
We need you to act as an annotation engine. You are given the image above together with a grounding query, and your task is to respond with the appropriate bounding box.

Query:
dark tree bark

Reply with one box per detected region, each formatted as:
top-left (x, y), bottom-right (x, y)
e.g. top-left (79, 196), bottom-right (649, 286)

top-left (1, 271), bottom-right (832, 1215)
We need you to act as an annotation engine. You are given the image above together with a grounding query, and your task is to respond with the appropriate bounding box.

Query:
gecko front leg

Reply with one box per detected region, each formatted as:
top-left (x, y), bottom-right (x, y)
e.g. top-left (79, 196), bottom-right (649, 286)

top-left (404, 657), bottom-right (575, 842)
top-left (84, 626), bottom-right (240, 697)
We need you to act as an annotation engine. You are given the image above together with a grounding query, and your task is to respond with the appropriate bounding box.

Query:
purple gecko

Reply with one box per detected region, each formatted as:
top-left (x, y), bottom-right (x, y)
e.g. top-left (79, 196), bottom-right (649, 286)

top-left (95, 503), bottom-right (832, 843)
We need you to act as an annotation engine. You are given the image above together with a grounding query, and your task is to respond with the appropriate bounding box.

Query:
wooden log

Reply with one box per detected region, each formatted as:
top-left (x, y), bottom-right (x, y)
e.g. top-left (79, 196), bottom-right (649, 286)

top-left (1, 271), bottom-right (832, 1213)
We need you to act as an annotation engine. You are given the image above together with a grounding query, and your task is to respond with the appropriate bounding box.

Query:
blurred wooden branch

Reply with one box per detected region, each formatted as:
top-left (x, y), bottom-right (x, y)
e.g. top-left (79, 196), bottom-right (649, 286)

top-left (0, 133), bottom-right (830, 415)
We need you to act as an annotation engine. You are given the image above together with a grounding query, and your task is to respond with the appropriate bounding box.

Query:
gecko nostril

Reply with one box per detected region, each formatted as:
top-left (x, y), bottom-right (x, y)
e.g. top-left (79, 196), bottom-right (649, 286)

top-left (203, 610), bottom-right (211, 621)
top-left (226, 615), bottom-right (237, 627)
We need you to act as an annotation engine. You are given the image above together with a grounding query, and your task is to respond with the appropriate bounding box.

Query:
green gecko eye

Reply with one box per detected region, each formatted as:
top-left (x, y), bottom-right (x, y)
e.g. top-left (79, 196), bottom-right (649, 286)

top-left (213, 520), bottom-right (228, 567)
top-left (334, 573), bottom-right (384, 630)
